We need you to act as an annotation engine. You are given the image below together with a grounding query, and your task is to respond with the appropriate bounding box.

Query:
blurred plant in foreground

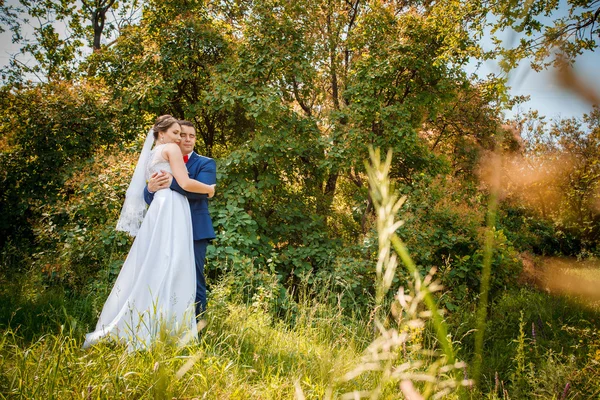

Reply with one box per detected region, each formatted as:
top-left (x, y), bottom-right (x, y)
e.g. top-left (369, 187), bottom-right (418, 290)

top-left (344, 148), bottom-right (470, 398)
top-left (540, 257), bottom-right (600, 309)
top-left (295, 148), bottom-right (471, 399)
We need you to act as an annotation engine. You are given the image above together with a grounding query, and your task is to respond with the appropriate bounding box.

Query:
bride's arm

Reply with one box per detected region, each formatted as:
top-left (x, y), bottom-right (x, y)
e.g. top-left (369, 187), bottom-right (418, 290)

top-left (170, 158), bottom-right (216, 200)
top-left (162, 144), bottom-right (215, 196)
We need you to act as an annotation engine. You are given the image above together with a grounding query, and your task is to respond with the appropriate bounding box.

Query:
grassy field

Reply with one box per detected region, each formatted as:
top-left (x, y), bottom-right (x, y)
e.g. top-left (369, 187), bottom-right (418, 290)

top-left (0, 277), bottom-right (376, 399)
top-left (2, 269), bottom-right (599, 399)
top-left (1, 157), bottom-right (598, 399)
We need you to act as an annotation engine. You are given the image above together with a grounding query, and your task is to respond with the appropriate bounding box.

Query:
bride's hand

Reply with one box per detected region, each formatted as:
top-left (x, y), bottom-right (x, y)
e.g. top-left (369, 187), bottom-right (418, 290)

top-left (148, 171), bottom-right (173, 193)
top-left (208, 184), bottom-right (216, 199)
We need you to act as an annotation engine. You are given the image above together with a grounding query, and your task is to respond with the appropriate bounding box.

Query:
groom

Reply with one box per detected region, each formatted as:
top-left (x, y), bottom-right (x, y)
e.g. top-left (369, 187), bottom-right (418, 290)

top-left (144, 120), bottom-right (216, 321)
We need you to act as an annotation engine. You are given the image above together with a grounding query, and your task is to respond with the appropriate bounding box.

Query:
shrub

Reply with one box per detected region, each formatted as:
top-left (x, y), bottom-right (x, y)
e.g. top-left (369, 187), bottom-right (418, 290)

top-left (0, 81), bottom-right (138, 257)
top-left (30, 146), bottom-right (137, 290)
top-left (397, 177), bottom-right (521, 303)
top-left (498, 203), bottom-right (582, 256)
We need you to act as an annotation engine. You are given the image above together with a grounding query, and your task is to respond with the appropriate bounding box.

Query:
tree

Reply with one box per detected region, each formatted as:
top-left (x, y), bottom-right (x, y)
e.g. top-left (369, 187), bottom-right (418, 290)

top-left (0, 80), bottom-right (134, 254)
top-left (2, 0), bottom-right (536, 297)
top-left (88, 0), bottom-right (242, 157)
top-left (82, 0), bottom-right (117, 50)
top-left (0, 0), bottom-right (136, 83)
top-left (503, 107), bottom-right (600, 253)
top-left (486, 0), bottom-right (600, 70)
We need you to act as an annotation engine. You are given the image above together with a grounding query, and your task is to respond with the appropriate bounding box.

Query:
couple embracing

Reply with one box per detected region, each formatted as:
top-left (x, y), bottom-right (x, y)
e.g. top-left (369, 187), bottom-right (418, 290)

top-left (83, 115), bottom-right (216, 350)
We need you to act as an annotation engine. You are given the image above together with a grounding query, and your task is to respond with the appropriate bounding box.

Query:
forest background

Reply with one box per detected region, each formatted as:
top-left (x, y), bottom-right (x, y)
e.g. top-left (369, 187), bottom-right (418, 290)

top-left (0, 0), bottom-right (599, 398)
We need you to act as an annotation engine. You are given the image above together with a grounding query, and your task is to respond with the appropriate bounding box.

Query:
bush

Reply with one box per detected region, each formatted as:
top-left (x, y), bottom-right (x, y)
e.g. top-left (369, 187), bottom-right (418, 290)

top-left (0, 81), bottom-right (136, 253)
top-left (29, 146), bottom-right (139, 290)
top-left (499, 203), bottom-right (582, 256)
top-left (397, 177), bottom-right (521, 303)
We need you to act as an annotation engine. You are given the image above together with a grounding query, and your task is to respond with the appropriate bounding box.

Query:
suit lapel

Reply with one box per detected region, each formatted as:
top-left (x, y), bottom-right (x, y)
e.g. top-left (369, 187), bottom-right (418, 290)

top-left (186, 152), bottom-right (199, 172)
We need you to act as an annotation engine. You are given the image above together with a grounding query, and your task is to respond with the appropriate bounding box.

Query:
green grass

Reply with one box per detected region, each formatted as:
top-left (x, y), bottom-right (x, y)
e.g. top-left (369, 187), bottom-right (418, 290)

top-left (0, 279), bottom-right (375, 399)
top-left (1, 272), bottom-right (600, 399)
top-left (448, 286), bottom-right (600, 399)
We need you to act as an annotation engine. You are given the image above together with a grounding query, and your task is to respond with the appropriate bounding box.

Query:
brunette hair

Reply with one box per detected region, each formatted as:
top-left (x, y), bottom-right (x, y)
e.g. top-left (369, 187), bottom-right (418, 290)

top-left (177, 119), bottom-right (196, 130)
top-left (152, 115), bottom-right (179, 140)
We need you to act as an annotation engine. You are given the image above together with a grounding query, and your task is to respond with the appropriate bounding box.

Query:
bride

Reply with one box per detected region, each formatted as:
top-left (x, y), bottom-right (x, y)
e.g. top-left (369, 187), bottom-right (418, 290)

top-left (83, 115), bottom-right (215, 350)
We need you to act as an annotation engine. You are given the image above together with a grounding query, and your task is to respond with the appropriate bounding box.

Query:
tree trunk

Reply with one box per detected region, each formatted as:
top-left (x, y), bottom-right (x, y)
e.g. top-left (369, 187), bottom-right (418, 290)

top-left (83, 0), bottom-right (116, 50)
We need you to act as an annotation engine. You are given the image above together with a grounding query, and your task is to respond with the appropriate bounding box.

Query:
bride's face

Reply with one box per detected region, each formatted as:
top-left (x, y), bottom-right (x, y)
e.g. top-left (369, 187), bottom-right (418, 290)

top-left (160, 123), bottom-right (182, 144)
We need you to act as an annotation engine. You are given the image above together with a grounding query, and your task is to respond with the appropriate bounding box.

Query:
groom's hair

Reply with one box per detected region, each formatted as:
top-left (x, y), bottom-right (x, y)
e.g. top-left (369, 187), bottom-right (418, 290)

top-left (178, 120), bottom-right (195, 130)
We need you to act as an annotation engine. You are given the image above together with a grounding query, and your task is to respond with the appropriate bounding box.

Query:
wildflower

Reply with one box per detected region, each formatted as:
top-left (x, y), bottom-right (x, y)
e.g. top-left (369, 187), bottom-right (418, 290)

top-left (561, 382), bottom-right (570, 400)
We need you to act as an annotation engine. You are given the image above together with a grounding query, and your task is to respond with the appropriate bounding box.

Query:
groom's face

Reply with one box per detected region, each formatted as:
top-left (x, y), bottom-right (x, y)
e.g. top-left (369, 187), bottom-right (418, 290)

top-left (179, 125), bottom-right (196, 155)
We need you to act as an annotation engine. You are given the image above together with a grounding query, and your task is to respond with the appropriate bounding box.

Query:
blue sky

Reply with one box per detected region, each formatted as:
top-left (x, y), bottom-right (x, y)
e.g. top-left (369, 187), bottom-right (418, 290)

top-left (468, 1), bottom-right (600, 122)
top-left (469, 41), bottom-right (600, 122)
top-left (509, 52), bottom-right (598, 120)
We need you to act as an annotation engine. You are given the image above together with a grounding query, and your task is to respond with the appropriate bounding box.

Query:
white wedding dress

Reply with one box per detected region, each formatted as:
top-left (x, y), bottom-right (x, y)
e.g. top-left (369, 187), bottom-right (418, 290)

top-left (83, 144), bottom-right (197, 350)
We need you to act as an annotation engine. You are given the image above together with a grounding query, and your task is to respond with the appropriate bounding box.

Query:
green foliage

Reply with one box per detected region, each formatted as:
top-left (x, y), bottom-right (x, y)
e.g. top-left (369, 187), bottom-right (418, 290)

top-left (204, 106), bottom-right (340, 289)
top-left (29, 146), bottom-right (137, 289)
top-left (447, 228), bottom-right (521, 304)
top-left (0, 278), bottom-right (95, 343)
top-left (397, 177), bottom-right (522, 303)
top-left (402, 178), bottom-right (483, 271)
top-left (0, 81), bottom-right (135, 260)
top-left (1, 0), bottom-right (531, 302)
top-left (450, 287), bottom-right (600, 398)
top-left (499, 204), bottom-right (580, 256)
top-left (313, 250), bottom-right (375, 313)
top-left (89, 0), bottom-right (242, 156)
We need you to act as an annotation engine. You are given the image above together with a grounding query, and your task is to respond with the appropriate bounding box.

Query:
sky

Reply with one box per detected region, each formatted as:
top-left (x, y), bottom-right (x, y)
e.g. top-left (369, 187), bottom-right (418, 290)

top-left (0, 3), bottom-right (598, 122)
top-left (467, 1), bottom-right (600, 122)
top-left (508, 53), bottom-right (599, 120)
top-left (468, 40), bottom-right (600, 122)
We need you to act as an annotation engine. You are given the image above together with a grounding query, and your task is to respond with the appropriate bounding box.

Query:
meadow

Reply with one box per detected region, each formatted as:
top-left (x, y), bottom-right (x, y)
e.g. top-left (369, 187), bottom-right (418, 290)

top-left (2, 152), bottom-right (599, 399)
top-left (2, 265), bottom-right (599, 399)
top-left (2, 1), bottom-right (600, 398)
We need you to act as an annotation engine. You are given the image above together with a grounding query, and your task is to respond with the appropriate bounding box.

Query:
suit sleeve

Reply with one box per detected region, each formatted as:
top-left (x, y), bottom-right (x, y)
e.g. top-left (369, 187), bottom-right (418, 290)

top-left (170, 158), bottom-right (216, 200)
top-left (144, 185), bottom-right (155, 205)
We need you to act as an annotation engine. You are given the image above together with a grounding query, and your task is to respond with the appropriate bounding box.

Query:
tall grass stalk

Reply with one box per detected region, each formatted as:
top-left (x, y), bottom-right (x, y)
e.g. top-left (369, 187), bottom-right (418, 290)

top-left (473, 150), bottom-right (501, 387)
top-left (366, 147), bottom-right (455, 364)
top-left (366, 148), bottom-right (406, 310)
top-left (331, 148), bottom-right (469, 399)
top-left (390, 235), bottom-right (455, 364)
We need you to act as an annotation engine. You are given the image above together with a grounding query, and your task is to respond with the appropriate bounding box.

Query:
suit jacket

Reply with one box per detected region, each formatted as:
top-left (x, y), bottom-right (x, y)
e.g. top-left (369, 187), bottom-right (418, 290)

top-left (144, 152), bottom-right (216, 241)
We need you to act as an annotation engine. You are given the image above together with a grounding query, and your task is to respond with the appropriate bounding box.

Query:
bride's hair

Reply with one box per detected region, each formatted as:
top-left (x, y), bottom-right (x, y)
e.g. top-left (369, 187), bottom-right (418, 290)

top-left (152, 115), bottom-right (179, 140)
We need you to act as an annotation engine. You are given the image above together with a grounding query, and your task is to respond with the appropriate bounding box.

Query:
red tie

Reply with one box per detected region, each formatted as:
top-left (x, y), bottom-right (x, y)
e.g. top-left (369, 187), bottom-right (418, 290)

top-left (183, 154), bottom-right (189, 163)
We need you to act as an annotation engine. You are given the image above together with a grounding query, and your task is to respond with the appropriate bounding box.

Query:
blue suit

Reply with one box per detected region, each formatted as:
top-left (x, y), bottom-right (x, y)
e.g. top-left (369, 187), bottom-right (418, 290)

top-left (144, 152), bottom-right (216, 319)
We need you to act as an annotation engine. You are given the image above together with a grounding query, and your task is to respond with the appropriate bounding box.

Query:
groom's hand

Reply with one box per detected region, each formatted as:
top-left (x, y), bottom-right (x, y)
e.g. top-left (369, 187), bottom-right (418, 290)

top-left (148, 171), bottom-right (173, 193)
